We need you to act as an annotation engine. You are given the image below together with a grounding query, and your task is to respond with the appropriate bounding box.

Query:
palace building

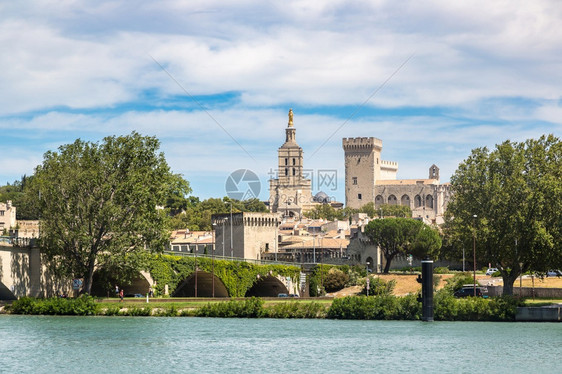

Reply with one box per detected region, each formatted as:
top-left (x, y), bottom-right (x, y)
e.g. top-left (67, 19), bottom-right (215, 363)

top-left (343, 137), bottom-right (451, 224)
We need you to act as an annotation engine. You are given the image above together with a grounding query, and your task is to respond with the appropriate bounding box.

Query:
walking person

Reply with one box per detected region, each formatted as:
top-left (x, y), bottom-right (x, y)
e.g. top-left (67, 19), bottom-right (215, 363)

top-left (119, 289), bottom-right (124, 302)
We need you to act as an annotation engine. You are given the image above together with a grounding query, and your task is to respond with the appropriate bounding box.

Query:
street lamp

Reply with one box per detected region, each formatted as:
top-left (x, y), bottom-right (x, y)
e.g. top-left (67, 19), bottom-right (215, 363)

top-left (222, 217), bottom-right (227, 257)
top-left (228, 201), bottom-right (233, 259)
top-left (212, 223), bottom-right (216, 298)
top-left (472, 214), bottom-right (477, 297)
top-left (366, 262), bottom-right (371, 296)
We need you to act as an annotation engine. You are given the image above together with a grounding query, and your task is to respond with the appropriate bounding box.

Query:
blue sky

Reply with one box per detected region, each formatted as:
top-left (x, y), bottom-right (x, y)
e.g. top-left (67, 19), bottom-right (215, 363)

top-left (1, 1), bottom-right (561, 204)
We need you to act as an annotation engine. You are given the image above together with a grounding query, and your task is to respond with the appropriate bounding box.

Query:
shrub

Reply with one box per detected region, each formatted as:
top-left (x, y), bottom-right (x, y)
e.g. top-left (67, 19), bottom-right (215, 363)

top-left (104, 305), bottom-right (121, 316)
top-left (265, 302), bottom-right (327, 318)
top-left (361, 276), bottom-right (395, 296)
top-left (434, 267), bottom-right (449, 274)
top-left (324, 268), bottom-right (349, 293)
top-left (195, 297), bottom-right (265, 318)
top-left (121, 306), bottom-right (152, 316)
top-left (442, 272), bottom-right (475, 293)
top-left (9, 296), bottom-right (98, 316)
top-left (154, 304), bottom-right (178, 317)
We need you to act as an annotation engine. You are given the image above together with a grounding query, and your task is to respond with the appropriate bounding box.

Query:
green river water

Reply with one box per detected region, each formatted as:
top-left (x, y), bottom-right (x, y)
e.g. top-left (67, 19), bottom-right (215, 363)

top-left (0, 315), bottom-right (560, 373)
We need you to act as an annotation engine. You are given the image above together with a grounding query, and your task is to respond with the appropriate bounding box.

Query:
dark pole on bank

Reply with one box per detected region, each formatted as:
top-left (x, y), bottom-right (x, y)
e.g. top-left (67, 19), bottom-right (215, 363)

top-left (417, 258), bottom-right (434, 322)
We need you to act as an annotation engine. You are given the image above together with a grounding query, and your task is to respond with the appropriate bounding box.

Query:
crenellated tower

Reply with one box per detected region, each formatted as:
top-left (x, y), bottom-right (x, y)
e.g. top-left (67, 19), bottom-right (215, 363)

top-left (342, 137), bottom-right (382, 209)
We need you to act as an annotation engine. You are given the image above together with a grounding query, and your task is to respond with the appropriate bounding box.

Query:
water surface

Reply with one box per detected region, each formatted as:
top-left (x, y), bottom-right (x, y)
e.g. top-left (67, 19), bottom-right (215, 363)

top-left (0, 316), bottom-right (560, 373)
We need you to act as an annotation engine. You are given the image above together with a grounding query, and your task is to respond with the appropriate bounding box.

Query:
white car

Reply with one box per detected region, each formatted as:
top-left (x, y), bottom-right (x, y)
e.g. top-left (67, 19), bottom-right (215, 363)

top-left (485, 268), bottom-right (499, 276)
top-left (546, 270), bottom-right (562, 277)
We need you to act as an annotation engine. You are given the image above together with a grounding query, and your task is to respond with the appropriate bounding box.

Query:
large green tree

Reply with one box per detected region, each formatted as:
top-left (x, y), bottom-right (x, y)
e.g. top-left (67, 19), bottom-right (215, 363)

top-left (443, 135), bottom-right (562, 295)
top-left (28, 132), bottom-right (190, 294)
top-left (364, 217), bottom-right (441, 273)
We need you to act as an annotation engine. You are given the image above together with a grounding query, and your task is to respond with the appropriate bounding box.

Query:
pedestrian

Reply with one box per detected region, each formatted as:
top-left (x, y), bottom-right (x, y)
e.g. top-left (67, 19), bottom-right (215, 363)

top-left (115, 284), bottom-right (119, 297)
top-left (119, 289), bottom-right (124, 302)
top-left (148, 287), bottom-right (154, 298)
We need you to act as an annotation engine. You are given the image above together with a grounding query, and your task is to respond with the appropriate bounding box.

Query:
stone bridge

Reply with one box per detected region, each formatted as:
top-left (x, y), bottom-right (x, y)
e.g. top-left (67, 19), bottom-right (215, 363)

top-left (0, 244), bottom-right (69, 300)
top-left (0, 244), bottom-right (302, 299)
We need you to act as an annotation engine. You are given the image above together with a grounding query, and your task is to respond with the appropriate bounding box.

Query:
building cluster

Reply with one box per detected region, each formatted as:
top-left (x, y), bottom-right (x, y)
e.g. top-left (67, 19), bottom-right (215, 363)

top-left (3, 109), bottom-right (452, 271)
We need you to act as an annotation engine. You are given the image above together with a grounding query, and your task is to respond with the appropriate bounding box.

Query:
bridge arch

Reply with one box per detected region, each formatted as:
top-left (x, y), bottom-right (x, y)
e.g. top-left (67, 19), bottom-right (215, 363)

top-left (172, 271), bottom-right (229, 297)
top-left (245, 275), bottom-right (289, 297)
top-left (91, 270), bottom-right (154, 297)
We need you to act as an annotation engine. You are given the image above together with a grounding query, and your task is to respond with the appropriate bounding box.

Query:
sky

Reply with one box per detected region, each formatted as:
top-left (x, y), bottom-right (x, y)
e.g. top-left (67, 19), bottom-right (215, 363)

top-left (1, 0), bottom-right (561, 204)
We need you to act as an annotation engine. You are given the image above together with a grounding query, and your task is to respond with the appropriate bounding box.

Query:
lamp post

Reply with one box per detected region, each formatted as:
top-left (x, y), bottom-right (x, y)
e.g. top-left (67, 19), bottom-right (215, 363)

top-left (212, 223), bottom-right (216, 298)
top-left (228, 201), bottom-right (233, 259)
top-left (222, 218), bottom-right (226, 257)
top-left (472, 214), bottom-right (477, 297)
top-left (366, 261), bottom-right (370, 296)
top-left (194, 238), bottom-right (198, 298)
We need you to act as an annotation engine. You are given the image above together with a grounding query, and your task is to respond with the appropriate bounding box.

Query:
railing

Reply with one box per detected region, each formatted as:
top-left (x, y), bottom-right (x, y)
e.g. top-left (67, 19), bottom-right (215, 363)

top-left (163, 250), bottom-right (299, 267)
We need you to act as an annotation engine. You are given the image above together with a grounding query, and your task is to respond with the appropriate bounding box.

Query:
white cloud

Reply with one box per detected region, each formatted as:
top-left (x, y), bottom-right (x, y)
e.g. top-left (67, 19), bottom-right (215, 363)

top-left (1, 0), bottom-right (562, 199)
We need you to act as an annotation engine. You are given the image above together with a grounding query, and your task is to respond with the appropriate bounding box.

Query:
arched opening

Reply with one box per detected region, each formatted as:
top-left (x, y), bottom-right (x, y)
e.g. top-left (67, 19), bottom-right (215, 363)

top-left (173, 271), bottom-right (229, 297)
top-left (426, 195), bottom-right (434, 209)
top-left (414, 195), bottom-right (422, 208)
top-left (388, 195), bottom-right (398, 205)
top-left (400, 194), bottom-right (410, 206)
top-left (375, 195), bottom-right (384, 208)
top-left (0, 282), bottom-right (16, 300)
top-left (245, 275), bottom-right (289, 297)
top-left (366, 257), bottom-right (374, 273)
top-left (91, 270), bottom-right (152, 297)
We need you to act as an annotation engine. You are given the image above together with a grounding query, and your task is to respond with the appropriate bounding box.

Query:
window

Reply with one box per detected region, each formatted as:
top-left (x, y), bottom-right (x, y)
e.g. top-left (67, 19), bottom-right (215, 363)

top-left (352, 177), bottom-right (357, 185)
top-left (293, 158), bottom-right (296, 165)
top-left (0, 210), bottom-right (4, 216)
top-left (292, 168), bottom-right (296, 176)
top-left (285, 168), bottom-right (288, 176)
top-left (285, 158), bottom-right (288, 165)
top-left (358, 193), bottom-right (362, 200)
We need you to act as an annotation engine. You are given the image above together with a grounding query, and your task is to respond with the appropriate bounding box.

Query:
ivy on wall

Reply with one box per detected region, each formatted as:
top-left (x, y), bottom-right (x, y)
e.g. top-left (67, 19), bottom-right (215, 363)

top-left (148, 255), bottom-right (301, 297)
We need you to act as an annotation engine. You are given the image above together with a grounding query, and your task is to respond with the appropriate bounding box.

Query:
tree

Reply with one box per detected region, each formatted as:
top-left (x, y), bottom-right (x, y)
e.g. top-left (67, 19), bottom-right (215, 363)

top-left (443, 135), bottom-right (562, 295)
top-left (358, 202), bottom-right (411, 218)
top-left (364, 218), bottom-right (441, 273)
top-left (28, 132), bottom-right (190, 294)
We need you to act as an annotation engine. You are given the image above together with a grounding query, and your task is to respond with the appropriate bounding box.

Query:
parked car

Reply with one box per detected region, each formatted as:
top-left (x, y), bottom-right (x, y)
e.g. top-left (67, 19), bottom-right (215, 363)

top-left (124, 293), bottom-right (144, 298)
top-left (546, 270), bottom-right (562, 277)
top-left (288, 294), bottom-right (299, 298)
top-left (277, 293), bottom-right (289, 298)
top-left (454, 285), bottom-right (488, 298)
top-left (485, 268), bottom-right (499, 276)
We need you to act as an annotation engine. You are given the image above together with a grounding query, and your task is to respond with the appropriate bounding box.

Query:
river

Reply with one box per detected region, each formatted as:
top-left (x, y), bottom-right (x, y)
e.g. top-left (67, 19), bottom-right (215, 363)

top-left (0, 315), bottom-right (560, 373)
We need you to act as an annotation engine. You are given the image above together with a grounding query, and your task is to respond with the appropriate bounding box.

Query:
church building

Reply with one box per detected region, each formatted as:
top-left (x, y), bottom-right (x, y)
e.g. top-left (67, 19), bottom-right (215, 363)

top-left (269, 109), bottom-right (315, 219)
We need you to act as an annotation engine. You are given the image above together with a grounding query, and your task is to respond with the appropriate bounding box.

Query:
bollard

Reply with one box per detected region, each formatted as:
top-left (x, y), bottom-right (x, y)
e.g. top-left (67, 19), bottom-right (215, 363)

top-left (416, 259), bottom-right (434, 322)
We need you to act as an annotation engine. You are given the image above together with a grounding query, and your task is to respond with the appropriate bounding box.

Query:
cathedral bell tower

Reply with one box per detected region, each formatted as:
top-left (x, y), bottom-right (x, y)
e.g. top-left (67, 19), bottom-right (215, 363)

top-left (269, 109), bottom-right (313, 218)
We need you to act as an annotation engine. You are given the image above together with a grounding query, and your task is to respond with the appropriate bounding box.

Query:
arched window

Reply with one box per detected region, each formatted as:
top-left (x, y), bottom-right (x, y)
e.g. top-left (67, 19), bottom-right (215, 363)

top-left (285, 168), bottom-right (288, 176)
top-left (414, 195), bottom-right (422, 208)
top-left (292, 168), bottom-right (296, 176)
top-left (388, 195), bottom-right (398, 205)
top-left (375, 195), bottom-right (384, 208)
top-left (401, 194), bottom-right (410, 206)
top-left (426, 195), bottom-right (434, 209)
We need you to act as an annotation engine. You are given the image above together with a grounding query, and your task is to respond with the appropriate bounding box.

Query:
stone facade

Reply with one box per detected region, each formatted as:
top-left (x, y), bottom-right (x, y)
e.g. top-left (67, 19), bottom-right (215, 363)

top-left (269, 110), bottom-right (315, 219)
top-left (0, 201), bottom-right (16, 232)
top-left (212, 212), bottom-right (280, 260)
top-left (343, 137), bottom-right (451, 224)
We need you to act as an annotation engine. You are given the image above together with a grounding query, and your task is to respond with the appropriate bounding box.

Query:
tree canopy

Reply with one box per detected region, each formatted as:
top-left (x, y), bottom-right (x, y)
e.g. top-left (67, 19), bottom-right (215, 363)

top-left (364, 217), bottom-right (441, 273)
top-left (166, 197), bottom-right (268, 231)
top-left (28, 132), bottom-right (190, 294)
top-left (443, 135), bottom-right (562, 295)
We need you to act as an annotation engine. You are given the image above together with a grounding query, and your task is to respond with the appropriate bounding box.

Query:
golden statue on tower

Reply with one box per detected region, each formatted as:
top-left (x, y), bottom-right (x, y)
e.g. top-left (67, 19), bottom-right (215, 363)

top-left (288, 108), bottom-right (294, 127)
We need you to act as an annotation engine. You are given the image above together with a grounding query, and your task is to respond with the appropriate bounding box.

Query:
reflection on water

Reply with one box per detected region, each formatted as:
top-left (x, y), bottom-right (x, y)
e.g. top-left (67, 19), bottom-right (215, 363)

top-left (0, 315), bottom-right (560, 373)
